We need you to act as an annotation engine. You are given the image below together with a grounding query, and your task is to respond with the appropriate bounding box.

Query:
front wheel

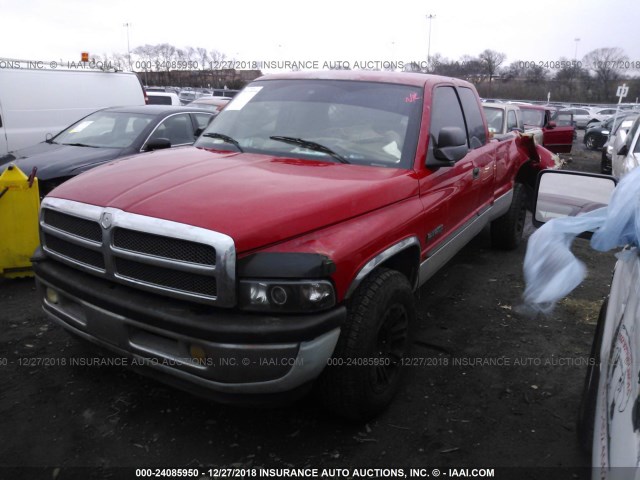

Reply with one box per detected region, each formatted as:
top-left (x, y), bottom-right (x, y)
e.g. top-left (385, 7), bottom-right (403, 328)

top-left (318, 268), bottom-right (416, 421)
top-left (585, 134), bottom-right (596, 150)
top-left (490, 182), bottom-right (527, 250)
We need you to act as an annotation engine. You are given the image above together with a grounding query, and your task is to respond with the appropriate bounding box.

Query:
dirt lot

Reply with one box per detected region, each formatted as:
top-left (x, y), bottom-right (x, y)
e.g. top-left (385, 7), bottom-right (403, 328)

top-left (0, 132), bottom-right (613, 479)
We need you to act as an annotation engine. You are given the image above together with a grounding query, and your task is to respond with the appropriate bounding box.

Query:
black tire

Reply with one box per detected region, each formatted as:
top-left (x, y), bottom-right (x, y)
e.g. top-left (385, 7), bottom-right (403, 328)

top-left (577, 298), bottom-right (608, 454)
top-left (490, 182), bottom-right (527, 250)
top-left (585, 134), bottom-right (596, 150)
top-left (601, 155), bottom-right (612, 175)
top-left (319, 268), bottom-right (416, 421)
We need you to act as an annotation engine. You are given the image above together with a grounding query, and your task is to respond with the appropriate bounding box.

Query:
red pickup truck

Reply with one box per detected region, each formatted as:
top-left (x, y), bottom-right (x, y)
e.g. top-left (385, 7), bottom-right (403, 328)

top-left (33, 71), bottom-right (558, 420)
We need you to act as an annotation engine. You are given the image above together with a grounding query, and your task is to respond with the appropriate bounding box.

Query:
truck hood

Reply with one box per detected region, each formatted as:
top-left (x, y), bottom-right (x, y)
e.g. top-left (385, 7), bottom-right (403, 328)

top-left (0, 142), bottom-right (124, 180)
top-left (49, 147), bottom-right (419, 253)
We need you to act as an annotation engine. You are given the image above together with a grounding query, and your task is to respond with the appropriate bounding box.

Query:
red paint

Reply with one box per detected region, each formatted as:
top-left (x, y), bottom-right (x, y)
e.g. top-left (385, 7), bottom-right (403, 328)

top-left (48, 71), bottom-right (555, 301)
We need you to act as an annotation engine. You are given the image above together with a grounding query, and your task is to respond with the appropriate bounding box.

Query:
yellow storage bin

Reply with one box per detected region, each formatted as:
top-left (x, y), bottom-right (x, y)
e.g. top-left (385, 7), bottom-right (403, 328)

top-left (0, 164), bottom-right (40, 278)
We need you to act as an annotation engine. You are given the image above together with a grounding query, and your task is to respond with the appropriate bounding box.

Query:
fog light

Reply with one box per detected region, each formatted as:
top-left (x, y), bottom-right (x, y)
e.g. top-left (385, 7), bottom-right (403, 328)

top-left (46, 287), bottom-right (60, 304)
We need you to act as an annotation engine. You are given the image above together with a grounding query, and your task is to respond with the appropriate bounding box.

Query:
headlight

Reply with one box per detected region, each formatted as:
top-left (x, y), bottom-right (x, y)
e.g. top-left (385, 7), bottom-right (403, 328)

top-left (238, 279), bottom-right (336, 313)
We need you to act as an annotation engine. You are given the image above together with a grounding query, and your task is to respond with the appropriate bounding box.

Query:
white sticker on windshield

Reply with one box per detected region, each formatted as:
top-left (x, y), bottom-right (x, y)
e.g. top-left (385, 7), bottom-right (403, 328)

top-left (69, 121), bottom-right (93, 133)
top-left (224, 86), bottom-right (263, 111)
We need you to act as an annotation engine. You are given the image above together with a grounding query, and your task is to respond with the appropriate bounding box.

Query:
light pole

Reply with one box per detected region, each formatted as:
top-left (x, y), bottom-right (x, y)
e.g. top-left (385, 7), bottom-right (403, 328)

top-left (574, 37), bottom-right (580, 61)
top-left (123, 22), bottom-right (132, 70)
top-left (426, 14), bottom-right (436, 62)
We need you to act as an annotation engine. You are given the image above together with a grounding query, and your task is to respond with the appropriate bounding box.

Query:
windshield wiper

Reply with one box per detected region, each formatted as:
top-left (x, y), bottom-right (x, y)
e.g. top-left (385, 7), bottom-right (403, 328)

top-left (61, 142), bottom-right (99, 148)
top-left (269, 136), bottom-right (349, 164)
top-left (201, 133), bottom-right (244, 152)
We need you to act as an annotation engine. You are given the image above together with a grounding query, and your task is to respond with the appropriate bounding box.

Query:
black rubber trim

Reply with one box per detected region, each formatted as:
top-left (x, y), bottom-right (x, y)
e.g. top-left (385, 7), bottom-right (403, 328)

top-left (33, 257), bottom-right (345, 343)
top-left (237, 252), bottom-right (336, 278)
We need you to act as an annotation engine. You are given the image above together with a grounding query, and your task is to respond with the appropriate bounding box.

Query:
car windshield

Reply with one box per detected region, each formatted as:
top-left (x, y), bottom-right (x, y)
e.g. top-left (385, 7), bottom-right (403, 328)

top-left (521, 109), bottom-right (545, 127)
top-left (54, 111), bottom-right (153, 148)
top-left (612, 115), bottom-right (639, 135)
top-left (194, 79), bottom-right (423, 169)
top-left (483, 107), bottom-right (504, 133)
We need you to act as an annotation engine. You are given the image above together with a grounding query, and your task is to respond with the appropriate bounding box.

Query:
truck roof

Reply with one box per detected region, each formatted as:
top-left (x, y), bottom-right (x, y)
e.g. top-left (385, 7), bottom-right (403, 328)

top-left (483, 102), bottom-right (520, 111)
top-left (518, 104), bottom-right (556, 112)
top-left (257, 70), bottom-right (474, 89)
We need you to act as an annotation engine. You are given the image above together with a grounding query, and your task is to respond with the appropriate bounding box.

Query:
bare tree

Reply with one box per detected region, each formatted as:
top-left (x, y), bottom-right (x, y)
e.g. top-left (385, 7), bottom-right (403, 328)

top-left (209, 49), bottom-right (227, 68)
top-left (583, 47), bottom-right (629, 101)
top-left (524, 64), bottom-right (548, 84)
top-left (479, 49), bottom-right (506, 83)
top-left (403, 61), bottom-right (424, 73)
top-left (196, 47), bottom-right (209, 70)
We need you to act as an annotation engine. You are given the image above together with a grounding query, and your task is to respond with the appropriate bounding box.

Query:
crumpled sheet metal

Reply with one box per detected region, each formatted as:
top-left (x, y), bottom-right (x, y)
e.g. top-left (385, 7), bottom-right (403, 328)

top-left (523, 166), bottom-right (640, 312)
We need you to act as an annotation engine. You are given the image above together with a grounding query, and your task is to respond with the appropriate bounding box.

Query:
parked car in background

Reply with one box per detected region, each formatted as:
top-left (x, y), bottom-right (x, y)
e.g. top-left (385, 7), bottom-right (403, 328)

top-left (520, 105), bottom-right (574, 153)
top-left (147, 91), bottom-right (181, 105)
top-left (187, 96), bottom-right (232, 113)
top-left (611, 115), bottom-right (640, 179)
top-left (212, 89), bottom-right (239, 98)
top-left (482, 103), bottom-right (525, 140)
top-left (559, 107), bottom-right (592, 128)
top-left (0, 59), bottom-right (146, 156)
top-left (584, 116), bottom-right (617, 150)
top-left (0, 105), bottom-right (215, 196)
top-left (601, 114), bottom-right (639, 174)
top-left (562, 106), bottom-right (618, 129)
top-left (587, 107), bottom-right (618, 125)
top-left (178, 90), bottom-right (199, 105)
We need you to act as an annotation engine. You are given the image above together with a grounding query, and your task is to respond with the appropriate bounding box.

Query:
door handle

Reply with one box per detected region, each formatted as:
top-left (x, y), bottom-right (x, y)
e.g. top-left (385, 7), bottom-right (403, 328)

top-left (472, 167), bottom-right (480, 179)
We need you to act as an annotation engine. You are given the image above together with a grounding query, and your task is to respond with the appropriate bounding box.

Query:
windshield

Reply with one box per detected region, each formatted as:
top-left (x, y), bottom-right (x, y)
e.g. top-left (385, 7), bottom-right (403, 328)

top-left (54, 111), bottom-right (153, 148)
top-left (194, 79), bottom-right (423, 169)
top-left (521, 109), bottom-right (545, 127)
top-left (483, 107), bottom-right (504, 133)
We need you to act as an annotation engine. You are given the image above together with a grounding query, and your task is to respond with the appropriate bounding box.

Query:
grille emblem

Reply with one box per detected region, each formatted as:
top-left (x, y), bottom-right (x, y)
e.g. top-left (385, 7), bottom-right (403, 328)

top-left (101, 212), bottom-right (113, 229)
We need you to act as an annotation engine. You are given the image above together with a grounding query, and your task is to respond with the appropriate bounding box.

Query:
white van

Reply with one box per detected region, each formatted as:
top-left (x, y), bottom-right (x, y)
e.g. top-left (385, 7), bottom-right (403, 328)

top-left (0, 59), bottom-right (146, 155)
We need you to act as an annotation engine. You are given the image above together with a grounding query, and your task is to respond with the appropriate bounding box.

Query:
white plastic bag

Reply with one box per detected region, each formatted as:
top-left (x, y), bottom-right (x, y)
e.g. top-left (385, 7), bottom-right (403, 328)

top-left (523, 166), bottom-right (640, 312)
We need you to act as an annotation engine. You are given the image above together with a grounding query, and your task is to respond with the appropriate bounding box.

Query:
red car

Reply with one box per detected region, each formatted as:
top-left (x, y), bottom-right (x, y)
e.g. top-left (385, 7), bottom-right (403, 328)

top-left (33, 71), bottom-right (558, 419)
top-left (519, 104), bottom-right (574, 153)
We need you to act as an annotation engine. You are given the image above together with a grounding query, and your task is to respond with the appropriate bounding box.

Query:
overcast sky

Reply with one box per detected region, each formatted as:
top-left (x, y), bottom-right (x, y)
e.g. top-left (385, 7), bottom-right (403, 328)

top-left (2, 0), bottom-right (639, 71)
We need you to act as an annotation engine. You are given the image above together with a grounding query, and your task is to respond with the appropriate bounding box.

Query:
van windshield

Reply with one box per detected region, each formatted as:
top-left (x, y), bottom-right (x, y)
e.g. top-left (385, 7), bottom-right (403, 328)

top-left (54, 111), bottom-right (153, 148)
top-left (194, 79), bottom-right (423, 169)
top-left (521, 109), bottom-right (545, 128)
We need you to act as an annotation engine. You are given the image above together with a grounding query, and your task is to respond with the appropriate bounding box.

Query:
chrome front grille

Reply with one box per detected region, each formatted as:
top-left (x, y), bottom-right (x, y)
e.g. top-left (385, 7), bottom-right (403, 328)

top-left (40, 198), bottom-right (236, 307)
top-left (43, 208), bottom-right (103, 242)
top-left (112, 228), bottom-right (217, 266)
top-left (42, 232), bottom-right (106, 270)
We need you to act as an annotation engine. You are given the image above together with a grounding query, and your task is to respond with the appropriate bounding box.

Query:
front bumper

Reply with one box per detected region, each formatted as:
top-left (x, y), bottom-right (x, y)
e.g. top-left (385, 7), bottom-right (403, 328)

top-left (34, 257), bottom-right (344, 400)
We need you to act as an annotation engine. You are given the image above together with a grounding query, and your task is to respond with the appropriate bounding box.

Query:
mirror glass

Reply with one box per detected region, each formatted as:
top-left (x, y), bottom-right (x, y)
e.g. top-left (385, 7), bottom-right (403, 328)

top-left (535, 171), bottom-right (616, 225)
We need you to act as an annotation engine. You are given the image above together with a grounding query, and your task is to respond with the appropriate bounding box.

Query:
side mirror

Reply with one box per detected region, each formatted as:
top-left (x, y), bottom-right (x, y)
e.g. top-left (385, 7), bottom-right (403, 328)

top-left (533, 170), bottom-right (617, 235)
top-left (617, 144), bottom-right (629, 156)
top-left (433, 127), bottom-right (468, 164)
top-left (546, 121), bottom-right (557, 129)
top-left (144, 138), bottom-right (172, 151)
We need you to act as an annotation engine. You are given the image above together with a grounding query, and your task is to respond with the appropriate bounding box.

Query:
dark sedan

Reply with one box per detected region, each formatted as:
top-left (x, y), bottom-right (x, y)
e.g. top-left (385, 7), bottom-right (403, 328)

top-left (0, 105), bottom-right (215, 195)
top-left (583, 116), bottom-right (618, 150)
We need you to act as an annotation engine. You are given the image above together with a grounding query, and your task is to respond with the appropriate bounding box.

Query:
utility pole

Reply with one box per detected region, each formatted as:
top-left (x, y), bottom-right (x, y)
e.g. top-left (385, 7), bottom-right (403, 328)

top-left (123, 22), bottom-right (132, 70)
top-left (574, 37), bottom-right (580, 61)
top-left (426, 14), bottom-right (436, 63)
